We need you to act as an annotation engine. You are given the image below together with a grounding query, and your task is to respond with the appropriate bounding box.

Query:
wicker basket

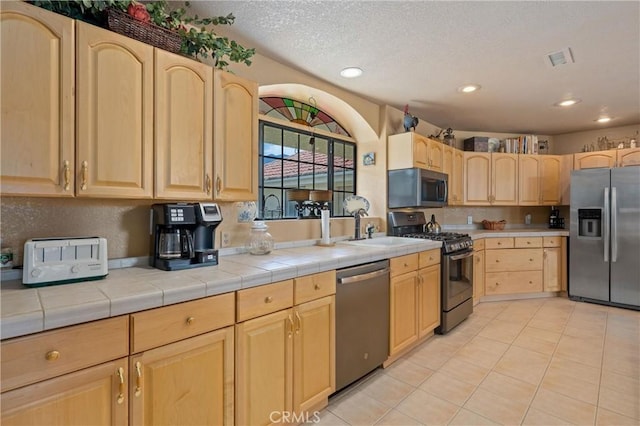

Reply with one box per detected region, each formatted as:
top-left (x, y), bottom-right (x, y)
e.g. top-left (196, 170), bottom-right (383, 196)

top-left (482, 220), bottom-right (506, 230)
top-left (107, 8), bottom-right (182, 54)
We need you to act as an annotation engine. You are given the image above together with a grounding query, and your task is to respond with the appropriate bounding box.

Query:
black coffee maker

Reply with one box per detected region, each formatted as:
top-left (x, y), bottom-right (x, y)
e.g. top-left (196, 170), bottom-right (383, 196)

top-left (548, 206), bottom-right (565, 229)
top-left (150, 203), bottom-right (223, 271)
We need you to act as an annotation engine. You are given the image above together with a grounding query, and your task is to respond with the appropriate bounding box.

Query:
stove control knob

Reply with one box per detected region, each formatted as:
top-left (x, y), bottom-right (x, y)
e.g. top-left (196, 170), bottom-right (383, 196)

top-left (71, 265), bottom-right (80, 274)
top-left (31, 268), bottom-right (42, 278)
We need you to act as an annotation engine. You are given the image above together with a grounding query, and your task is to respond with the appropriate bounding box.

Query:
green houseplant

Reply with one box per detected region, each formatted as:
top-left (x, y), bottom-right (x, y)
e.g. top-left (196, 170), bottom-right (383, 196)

top-left (29, 0), bottom-right (255, 70)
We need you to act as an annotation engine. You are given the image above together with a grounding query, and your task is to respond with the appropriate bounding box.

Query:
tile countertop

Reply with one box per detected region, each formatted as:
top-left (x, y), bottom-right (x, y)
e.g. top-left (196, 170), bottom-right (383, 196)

top-left (1, 237), bottom-right (441, 340)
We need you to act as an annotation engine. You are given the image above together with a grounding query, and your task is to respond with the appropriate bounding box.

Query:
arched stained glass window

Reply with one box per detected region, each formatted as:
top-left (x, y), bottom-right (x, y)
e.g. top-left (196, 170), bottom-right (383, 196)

top-left (259, 97), bottom-right (351, 136)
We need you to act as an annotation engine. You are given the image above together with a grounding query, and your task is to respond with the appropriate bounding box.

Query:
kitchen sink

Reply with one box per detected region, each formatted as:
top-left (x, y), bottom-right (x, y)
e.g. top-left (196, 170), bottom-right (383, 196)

top-left (339, 236), bottom-right (424, 248)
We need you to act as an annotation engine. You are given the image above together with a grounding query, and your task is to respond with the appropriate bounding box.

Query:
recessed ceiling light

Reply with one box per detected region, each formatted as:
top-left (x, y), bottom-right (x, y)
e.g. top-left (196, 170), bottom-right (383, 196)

top-left (458, 84), bottom-right (481, 93)
top-left (340, 67), bottom-right (363, 78)
top-left (596, 117), bottom-right (612, 123)
top-left (555, 98), bottom-right (581, 107)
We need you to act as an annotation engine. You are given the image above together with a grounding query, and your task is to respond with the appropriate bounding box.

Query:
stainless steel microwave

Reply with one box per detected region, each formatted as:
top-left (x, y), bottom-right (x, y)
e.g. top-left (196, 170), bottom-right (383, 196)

top-left (388, 168), bottom-right (448, 208)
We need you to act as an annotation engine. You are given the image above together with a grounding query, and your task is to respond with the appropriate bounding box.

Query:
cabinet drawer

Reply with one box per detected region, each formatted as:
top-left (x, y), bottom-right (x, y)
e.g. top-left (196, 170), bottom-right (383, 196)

top-left (543, 236), bottom-right (562, 248)
top-left (514, 237), bottom-right (542, 248)
top-left (485, 271), bottom-right (543, 295)
top-left (473, 238), bottom-right (485, 251)
top-left (485, 249), bottom-right (543, 272)
top-left (131, 292), bottom-right (234, 353)
top-left (1, 316), bottom-right (129, 392)
top-left (419, 249), bottom-right (441, 269)
top-left (485, 238), bottom-right (514, 249)
top-left (294, 270), bottom-right (336, 305)
top-left (390, 254), bottom-right (419, 277)
top-left (237, 280), bottom-right (293, 322)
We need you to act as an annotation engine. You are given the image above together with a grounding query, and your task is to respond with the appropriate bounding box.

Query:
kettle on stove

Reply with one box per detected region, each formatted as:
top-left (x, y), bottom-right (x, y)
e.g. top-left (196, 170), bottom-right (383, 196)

top-left (425, 214), bottom-right (441, 234)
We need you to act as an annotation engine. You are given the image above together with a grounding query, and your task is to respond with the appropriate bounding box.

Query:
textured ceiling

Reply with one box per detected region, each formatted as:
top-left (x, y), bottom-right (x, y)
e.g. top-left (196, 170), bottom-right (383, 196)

top-left (189, 1), bottom-right (640, 135)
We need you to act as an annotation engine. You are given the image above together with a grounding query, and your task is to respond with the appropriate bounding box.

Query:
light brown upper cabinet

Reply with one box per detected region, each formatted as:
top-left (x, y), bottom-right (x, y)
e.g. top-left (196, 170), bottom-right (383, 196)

top-left (213, 71), bottom-right (259, 201)
top-left (76, 21), bottom-right (154, 198)
top-left (518, 155), bottom-right (562, 206)
top-left (617, 147), bottom-right (640, 167)
top-left (449, 148), bottom-right (465, 205)
top-left (573, 151), bottom-right (616, 170)
top-left (0, 2), bottom-right (75, 197)
top-left (463, 152), bottom-right (518, 205)
top-left (388, 133), bottom-right (444, 172)
top-left (155, 50), bottom-right (213, 200)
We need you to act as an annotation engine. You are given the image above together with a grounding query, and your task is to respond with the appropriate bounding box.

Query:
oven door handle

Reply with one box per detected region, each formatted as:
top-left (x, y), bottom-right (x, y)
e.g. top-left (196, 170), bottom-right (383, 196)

top-left (448, 249), bottom-right (474, 261)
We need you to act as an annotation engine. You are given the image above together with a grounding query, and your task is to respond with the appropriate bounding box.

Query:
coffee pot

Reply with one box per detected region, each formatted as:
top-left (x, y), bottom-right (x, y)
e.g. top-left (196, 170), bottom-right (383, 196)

top-left (158, 228), bottom-right (194, 259)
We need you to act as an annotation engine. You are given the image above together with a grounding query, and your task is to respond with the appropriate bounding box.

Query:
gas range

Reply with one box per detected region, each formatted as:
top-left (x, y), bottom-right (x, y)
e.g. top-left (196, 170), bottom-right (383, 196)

top-left (401, 232), bottom-right (473, 254)
top-left (388, 211), bottom-right (473, 254)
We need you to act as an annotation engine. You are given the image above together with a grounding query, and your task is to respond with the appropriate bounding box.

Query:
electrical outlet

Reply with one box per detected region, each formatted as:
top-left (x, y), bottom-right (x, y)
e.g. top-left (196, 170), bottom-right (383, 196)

top-left (221, 232), bottom-right (231, 248)
top-left (467, 215), bottom-right (473, 225)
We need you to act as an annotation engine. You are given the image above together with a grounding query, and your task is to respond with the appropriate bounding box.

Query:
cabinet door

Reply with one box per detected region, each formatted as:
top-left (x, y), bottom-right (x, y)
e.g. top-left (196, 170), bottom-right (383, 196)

top-left (559, 154), bottom-right (573, 205)
top-left (213, 71), bottom-right (258, 201)
top-left (450, 148), bottom-right (464, 205)
top-left (293, 296), bottom-right (335, 414)
top-left (426, 139), bottom-right (443, 171)
top-left (573, 151), bottom-right (616, 170)
top-left (492, 153), bottom-right (518, 205)
top-left (442, 145), bottom-right (454, 181)
top-left (473, 249), bottom-right (485, 305)
top-left (236, 309), bottom-right (293, 426)
top-left (1, 358), bottom-right (128, 426)
top-left (1, 2), bottom-right (74, 196)
top-left (540, 155), bottom-right (562, 205)
top-left (617, 147), bottom-right (640, 167)
top-left (463, 152), bottom-right (491, 205)
top-left (543, 247), bottom-right (562, 292)
top-left (155, 50), bottom-right (213, 200)
top-left (76, 21), bottom-right (153, 198)
top-left (518, 155), bottom-right (540, 205)
top-left (417, 265), bottom-right (440, 338)
top-left (130, 328), bottom-right (234, 426)
top-left (412, 135), bottom-right (429, 169)
top-left (389, 271), bottom-right (418, 356)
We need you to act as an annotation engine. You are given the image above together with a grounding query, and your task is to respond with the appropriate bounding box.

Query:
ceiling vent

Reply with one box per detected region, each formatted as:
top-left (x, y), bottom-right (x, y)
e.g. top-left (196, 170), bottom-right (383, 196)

top-left (545, 47), bottom-right (574, 68)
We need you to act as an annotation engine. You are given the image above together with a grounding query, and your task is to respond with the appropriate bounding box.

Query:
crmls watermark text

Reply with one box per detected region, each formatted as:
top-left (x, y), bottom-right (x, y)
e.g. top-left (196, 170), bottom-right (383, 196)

top-left (269, 411), bottom-right (321, 424)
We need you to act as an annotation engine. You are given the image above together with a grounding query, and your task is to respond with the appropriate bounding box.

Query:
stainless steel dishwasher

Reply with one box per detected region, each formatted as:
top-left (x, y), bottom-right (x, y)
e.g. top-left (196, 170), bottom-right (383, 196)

top-left (335, 259), bottom-right (390, 392)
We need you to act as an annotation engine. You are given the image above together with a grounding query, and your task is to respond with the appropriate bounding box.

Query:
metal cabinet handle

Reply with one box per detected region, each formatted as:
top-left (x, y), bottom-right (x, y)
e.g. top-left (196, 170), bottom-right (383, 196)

top-left (45, 350), bottom-right (60, 361)
top-left (265, 296), bottom-right (273, 303)
top-left (186, 316), bottom-right (195, 325)
top-left (295, 311), bottom-right (302, 334)
top-left (63, 161), bottom-right (71, 191)
top-left (134, 361), bottom-right (142, 397)
top-left (80, 161), bottom-right (88, 190)
top-left (314, 284), bottom-right (321, 290)
top-left (287, 315), bottom-right (294, 338)
top-left (216, 175), bottom-right (221, 194)
top-left (205, 174), bottom-right (211, 194)
top-left (116, 367), bottom-right (125, 404)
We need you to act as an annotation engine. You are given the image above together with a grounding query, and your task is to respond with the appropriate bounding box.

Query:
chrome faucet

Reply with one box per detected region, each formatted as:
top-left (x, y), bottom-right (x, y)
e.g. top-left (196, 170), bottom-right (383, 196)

top-left (353, 208), bottom-right (368, 240)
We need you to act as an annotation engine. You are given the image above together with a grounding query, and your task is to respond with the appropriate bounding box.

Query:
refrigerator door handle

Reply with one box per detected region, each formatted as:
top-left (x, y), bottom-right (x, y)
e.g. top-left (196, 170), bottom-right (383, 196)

top-left (604, 187), bottom-right (610, 263)
top-left (612, 187), bottom-right (618, 262)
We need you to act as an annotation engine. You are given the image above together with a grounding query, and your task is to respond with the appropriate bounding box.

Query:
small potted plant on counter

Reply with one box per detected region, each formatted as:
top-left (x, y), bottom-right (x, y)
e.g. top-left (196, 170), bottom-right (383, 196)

top-left (29, 0), bottom-right (255, 70)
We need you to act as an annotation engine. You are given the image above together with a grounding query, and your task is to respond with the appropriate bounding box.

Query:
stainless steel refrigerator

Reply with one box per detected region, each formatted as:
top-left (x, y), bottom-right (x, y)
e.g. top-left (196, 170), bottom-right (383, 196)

top-left (569, 167), bottom-right (640, 309)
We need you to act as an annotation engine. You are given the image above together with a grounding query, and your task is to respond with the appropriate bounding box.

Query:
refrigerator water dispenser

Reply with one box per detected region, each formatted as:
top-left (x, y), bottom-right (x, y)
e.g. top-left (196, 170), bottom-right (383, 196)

top-left (578, 209), bottom-right (602, 238)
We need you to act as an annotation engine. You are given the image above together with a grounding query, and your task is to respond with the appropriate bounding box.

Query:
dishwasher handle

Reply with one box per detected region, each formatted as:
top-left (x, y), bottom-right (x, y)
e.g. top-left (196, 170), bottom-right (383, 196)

top-left (338, 267), bottom-right (390, 284)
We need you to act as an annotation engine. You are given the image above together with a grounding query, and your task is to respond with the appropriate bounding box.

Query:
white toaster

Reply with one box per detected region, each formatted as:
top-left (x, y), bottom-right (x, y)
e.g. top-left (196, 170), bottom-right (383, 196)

top-left (23, 237), bottom-right (108, 287)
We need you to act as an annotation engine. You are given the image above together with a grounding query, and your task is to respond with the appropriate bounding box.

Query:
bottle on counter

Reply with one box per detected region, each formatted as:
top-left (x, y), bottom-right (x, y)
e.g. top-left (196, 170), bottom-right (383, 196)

top-left (245, 221), bottom-right (274, 255)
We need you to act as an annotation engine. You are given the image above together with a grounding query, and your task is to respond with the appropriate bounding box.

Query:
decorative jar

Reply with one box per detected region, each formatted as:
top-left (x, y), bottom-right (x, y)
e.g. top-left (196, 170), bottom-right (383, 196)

top-left (245, 221), bottom-right (274, 255)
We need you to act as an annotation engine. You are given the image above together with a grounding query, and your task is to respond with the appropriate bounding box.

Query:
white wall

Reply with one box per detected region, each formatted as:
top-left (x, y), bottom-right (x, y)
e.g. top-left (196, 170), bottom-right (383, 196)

top-left (552, 124), bottom-right (640, 154)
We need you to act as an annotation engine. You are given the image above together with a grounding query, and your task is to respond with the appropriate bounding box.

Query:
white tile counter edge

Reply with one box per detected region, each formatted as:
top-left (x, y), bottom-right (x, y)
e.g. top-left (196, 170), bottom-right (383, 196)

top-left (1, 235), bottom-right (441, 340)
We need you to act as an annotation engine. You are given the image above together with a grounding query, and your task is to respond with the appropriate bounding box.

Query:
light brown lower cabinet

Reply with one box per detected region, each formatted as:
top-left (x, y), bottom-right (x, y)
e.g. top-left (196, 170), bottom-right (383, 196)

top-left (389, 250), bottom-right (441, 358)
top-left (235, 295), bottom-right (335, 426)
top-left (473, 247), bottom-right (485, 305)
top-left (1, 358), bottom-right (129, 426)
top-left (129, 327), bottom-right (234, 426)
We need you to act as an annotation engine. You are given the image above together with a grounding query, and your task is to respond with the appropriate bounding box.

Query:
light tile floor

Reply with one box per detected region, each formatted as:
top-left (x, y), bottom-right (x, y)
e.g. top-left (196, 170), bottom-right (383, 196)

top-left (318, 297), bottom-right (639, 425)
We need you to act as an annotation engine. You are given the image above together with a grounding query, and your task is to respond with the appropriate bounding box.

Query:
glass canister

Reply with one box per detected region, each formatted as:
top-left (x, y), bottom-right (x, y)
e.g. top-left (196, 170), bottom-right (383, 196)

top-left (245, 221), bottom-right (274, 255)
